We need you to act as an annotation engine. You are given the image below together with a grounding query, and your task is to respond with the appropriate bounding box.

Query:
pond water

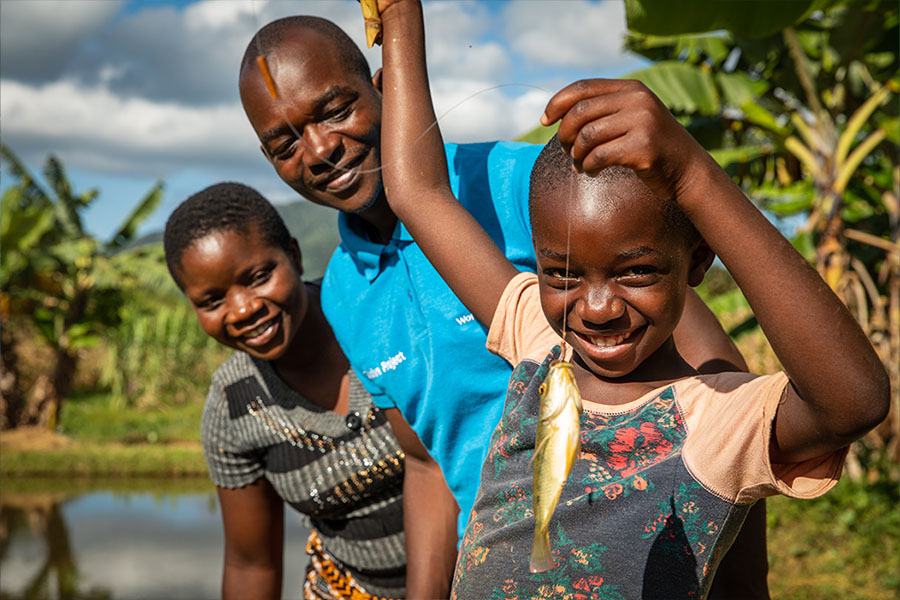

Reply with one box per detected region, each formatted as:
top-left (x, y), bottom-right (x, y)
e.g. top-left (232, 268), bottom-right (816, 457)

top-left (0, 479), bottom-right (310, 600)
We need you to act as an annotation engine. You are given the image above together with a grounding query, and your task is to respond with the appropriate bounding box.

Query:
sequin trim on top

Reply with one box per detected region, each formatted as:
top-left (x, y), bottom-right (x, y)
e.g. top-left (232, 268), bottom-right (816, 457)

top-left (246, 393), bottom-right (405, 510)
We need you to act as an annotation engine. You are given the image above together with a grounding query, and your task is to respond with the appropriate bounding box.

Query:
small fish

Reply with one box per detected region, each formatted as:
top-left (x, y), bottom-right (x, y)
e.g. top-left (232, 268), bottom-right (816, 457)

top-left (359, 0), bottom-right (382, 48)
top-left (530, 359), bottom-right (583, 573)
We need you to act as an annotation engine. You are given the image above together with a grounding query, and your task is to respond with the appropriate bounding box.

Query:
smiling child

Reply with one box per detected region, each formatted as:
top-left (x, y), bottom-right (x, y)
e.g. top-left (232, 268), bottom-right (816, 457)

top-left (374, 1), bottom-right (889, 597)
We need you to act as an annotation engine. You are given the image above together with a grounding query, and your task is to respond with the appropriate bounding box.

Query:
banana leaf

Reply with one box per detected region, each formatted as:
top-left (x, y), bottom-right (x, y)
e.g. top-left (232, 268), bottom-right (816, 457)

top-left (627, 61), bottom-right (719, 115)
top-left (105, 180), bottom-right (165, 252)
top-left (625, 0), bottom-right (838, 39)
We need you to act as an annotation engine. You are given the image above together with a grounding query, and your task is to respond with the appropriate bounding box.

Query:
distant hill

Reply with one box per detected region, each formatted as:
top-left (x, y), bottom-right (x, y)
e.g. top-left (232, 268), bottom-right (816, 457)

top-left (126, 200), bottom-right (341, 280)
top-left (516, 122), bottom-right (559, 145)
top-left (123, 231), bottom-right (164, 249)
top-left (275, 200), bottom-right (341, 279)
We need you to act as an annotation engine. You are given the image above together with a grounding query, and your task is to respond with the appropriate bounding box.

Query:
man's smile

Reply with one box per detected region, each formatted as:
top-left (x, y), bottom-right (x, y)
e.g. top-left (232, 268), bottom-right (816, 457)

top-left (314, 151), bottom-right (367, 192)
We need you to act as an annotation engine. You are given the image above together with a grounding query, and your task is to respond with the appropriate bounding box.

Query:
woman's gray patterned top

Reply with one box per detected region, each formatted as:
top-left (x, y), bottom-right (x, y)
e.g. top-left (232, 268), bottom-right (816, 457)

top-left (201, 351), bottom-right (406, 597)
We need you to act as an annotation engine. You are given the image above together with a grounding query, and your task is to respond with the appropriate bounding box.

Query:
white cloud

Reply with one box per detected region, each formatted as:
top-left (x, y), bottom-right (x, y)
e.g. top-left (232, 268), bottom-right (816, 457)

top-left (423, 2), bottom-right (509, 80)
top-left (0, 0), bottom-right (121, 55)
top-left (0, 0), bottom-right (122, 81)
top-left (503, 0), bottom-right (632, 69)
top-left (428, 39), bottom-right (511, 82)
top-left (183, 0), bottom-right (258, 30)
top-left (0, 79), bottom-right (258, 176)
top-left (431, 78), bottom-right (550, 143)
top-left (2, 0), bottom-right (638, 207)
top-left (99, 3), bottom-right (251, 105)
top-left (0, 0), bottom-right (536, 181)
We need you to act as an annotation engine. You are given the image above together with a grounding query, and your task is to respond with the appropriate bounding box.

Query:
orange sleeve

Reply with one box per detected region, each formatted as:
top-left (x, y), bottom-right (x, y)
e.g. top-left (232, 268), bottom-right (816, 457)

top-left (486, 272), bottom-right (561, 366)
top-left (680, 372), bottom-right (847, 504)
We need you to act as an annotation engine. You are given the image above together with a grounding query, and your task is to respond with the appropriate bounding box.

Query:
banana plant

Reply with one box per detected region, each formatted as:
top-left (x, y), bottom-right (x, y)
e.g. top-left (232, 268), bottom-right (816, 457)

top-left (0, 144), bottom-right (164, 430)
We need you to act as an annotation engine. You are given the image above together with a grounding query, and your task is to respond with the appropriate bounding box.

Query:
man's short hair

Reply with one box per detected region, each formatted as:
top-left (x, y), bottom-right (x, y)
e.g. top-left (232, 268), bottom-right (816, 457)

top-left (240, 16), bottom-right (371, 83)
top-left (163, 182), bottom-right (292, 289)
top-left (529, 136), bottom-right (699, 245)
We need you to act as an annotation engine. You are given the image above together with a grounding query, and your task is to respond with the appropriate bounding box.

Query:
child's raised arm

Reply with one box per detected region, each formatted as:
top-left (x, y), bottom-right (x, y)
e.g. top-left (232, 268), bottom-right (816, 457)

top-left (378, 0), bottom-right (518, 326)
top-left (542, 79), bottom-right (890, 463)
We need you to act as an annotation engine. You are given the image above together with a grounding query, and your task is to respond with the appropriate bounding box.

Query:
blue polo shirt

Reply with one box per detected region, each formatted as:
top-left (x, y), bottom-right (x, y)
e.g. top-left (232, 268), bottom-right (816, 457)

top-left (321, 141), bottom-right (541, 537)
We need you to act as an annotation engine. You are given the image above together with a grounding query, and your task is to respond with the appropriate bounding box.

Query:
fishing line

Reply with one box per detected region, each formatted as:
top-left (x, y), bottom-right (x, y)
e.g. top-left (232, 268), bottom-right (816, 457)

top-left (560, 170), bottom-right (574, 357)
top-left (248, 0), bottom-right (549, 175)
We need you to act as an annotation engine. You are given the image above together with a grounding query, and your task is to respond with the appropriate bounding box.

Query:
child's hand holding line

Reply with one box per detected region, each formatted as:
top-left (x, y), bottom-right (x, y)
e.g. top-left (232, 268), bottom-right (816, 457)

top-left (541, 78), bottom-right (714, 205)
top-left (542, 78), bottom-right (890, 465)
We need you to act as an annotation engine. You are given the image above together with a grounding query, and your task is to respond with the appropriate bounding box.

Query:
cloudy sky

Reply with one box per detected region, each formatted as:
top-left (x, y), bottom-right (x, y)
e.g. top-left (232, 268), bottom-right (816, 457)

top-left (0, 0), bottom-right (647, 238)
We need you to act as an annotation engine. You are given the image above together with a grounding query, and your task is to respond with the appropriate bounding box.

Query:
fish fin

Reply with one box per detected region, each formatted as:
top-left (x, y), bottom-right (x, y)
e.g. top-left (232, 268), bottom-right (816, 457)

top-left (529, 527), bottom-right (555, 573)
top-left (530, 434), bottom-right (552, 467)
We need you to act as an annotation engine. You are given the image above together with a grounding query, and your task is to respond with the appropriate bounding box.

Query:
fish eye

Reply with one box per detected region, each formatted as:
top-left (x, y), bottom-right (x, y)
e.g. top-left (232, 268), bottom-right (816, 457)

top-left (539, 383), bottom-right (546, 396)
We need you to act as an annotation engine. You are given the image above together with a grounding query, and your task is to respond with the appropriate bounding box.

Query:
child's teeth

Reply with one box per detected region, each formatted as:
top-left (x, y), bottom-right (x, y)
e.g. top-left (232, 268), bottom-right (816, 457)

top-left (590, 333), bottom-right (628, 347)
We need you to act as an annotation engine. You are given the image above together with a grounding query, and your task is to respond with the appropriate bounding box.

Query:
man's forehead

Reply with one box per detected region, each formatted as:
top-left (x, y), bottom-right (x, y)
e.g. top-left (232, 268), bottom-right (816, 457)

top-left (243, 26), bottom-right (329, 82)
top-left (242, 48), bottom-right (340, 119)
top-left (250, 41), bottom-right (369, 98)
top-left (273, 25), bottom-right (332, 54)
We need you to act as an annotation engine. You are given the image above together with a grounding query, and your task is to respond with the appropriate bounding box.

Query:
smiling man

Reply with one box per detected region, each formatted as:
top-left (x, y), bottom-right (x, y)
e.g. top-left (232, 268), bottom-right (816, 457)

top-left (238, 13), bottom-right (768, 599)
top-left (240, 19), bottom-right (393, 237)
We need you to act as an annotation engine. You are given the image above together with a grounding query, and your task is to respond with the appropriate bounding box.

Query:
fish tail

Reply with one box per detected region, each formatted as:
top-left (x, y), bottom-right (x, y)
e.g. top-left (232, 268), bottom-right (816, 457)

top-left (529, 526), bottom-right (554, 573)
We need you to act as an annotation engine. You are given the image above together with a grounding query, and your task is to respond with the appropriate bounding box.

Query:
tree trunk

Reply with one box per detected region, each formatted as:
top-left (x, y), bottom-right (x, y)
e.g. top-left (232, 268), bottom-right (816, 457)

top-left (22, 348), bottom-right (76, 430)
top-left (0, 317), bottom-right (25, 430)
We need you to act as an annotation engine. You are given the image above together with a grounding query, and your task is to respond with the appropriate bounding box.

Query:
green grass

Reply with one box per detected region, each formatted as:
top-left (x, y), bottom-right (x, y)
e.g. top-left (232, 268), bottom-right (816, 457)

top-left (1, 391), bottom-right (207, 478)
top-left (58, 390), bottom-right (204, 444)
top-left (1, 443), bottom-right (206, 477)
top-left (767, 477), bottom-right (900, 599)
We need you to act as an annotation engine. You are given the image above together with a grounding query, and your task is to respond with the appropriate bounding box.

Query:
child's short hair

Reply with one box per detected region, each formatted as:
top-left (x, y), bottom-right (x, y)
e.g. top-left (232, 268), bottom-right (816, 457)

top-left (163, 182), bottom-right (293, 289)
top-left (529, 136), bottom-right (700, 245)
top-left (240, 16), bottom-right (371, 83)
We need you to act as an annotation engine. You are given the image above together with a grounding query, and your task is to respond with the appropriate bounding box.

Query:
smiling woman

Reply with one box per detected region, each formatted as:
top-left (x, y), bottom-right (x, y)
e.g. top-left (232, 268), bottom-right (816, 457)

top-left (162, 182), bottom-right (408, 600)
top-left (179, 227), bottom-right (307, 360)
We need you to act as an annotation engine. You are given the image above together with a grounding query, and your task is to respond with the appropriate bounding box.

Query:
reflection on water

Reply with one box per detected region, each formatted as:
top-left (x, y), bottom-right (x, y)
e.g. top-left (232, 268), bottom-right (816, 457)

top-left (0, 479), bottom-right (310, 600)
